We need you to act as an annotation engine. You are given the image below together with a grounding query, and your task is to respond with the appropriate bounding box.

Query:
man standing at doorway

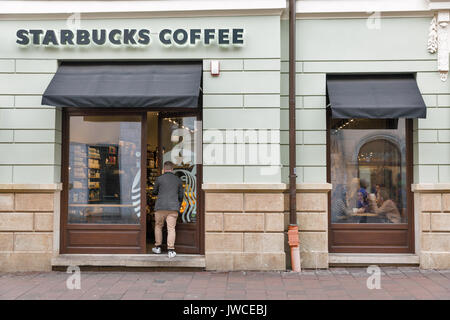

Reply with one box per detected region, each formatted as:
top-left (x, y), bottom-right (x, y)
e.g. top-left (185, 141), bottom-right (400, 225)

top-left (152, 161), bottom-right (184, 258)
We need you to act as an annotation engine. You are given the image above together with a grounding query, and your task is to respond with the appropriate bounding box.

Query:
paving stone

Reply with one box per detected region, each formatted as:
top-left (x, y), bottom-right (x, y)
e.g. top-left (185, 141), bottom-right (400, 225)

top-left (330, 268), bottom-right (350, 275)
top-left (0, 268), bottom-right (448, 300)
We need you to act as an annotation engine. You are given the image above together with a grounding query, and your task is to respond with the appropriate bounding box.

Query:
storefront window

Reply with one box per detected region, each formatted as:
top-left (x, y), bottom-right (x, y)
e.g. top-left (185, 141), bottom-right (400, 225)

top-left (161, 116), bottom-right (198, 224)
top-left (68, 115), bottom-right (142, 224)
top-left (330, 119), bottom-right (407, 224)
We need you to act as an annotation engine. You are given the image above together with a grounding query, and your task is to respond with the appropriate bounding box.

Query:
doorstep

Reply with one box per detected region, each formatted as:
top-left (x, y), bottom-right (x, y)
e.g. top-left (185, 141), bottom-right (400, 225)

top-left (52, 254), bottom-right (206, 268)
top-left (329, 253), bottom-right (420, 266)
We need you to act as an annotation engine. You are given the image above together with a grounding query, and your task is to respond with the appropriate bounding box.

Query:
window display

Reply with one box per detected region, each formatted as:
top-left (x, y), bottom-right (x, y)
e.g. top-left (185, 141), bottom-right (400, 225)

top-left (146, 145), bottom-right (159, 215)
top-left (330, 118), bottom-right (407, 224)
top-left (68, 116), bottom-right (142, 224)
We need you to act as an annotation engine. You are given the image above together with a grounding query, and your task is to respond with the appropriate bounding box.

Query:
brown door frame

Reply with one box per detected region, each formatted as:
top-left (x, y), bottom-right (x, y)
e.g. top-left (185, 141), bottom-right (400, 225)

top-left (60, 107), bottom-right (204, 254)
top-left (60, 109), bottom-right (147, 254)
top-left (326, 110), bottom-right (415, 253)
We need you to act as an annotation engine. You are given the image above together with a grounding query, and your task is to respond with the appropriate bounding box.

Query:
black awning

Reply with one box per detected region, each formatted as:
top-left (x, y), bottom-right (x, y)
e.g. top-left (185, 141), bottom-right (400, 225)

top-left (42, 61), bottom-right (202, 108)
top-left (327, 74), bottom-right (426, 119)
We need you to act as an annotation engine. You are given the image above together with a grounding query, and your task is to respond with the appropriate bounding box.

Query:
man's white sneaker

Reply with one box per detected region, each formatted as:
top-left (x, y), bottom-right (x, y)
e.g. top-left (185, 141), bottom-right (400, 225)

top-left (152, 246), bottom-right (161, 254)
top-left (168, 250), bottom-right (176, 258)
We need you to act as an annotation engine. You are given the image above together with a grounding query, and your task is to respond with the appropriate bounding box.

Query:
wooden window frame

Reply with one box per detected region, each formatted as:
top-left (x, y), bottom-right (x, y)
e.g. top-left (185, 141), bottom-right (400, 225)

top-left (326, 109), bottom-right (415, 254)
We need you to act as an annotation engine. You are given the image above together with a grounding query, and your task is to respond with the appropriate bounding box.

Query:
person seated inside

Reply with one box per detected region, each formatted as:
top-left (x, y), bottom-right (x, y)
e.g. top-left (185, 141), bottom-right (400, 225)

top-left (346, 178), bottom-right (369, 221)
top-left (356, 179), bottom-right (369, 212)
top-left (346, 177), bottom-right (360, 209)
top-left (368, 188), bottom-right (401, 223)
top-left (371, 183), bottom-right (387, 207)
top-left (331, 184), bottom-right (354, 221)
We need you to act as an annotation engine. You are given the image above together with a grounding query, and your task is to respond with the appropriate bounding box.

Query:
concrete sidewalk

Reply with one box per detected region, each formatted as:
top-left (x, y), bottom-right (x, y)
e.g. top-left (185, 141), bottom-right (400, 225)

top-left (0, 267), bottom-right (449, 300)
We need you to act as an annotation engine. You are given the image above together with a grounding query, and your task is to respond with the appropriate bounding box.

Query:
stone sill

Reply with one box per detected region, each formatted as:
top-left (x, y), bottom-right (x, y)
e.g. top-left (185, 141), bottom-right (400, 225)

top-left (202, 183), bottom-right (332, 192)
top-left (52, 254), bottom-right (206, 268)
top-left (329, 253), bottom-right (419, 266)
top-left (0, 250), bottom-right (52, 254)
top-left (0, 183), bottom-right (63, 192)
top-left (412, 184), bottom-right (450, 192)
top-left (296, 183), bottom-right (332, 191)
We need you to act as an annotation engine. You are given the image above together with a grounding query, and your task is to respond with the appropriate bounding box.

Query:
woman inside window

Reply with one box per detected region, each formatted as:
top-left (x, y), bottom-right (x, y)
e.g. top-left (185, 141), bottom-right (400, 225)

top-left (368, 187), bottom-right (401, 223)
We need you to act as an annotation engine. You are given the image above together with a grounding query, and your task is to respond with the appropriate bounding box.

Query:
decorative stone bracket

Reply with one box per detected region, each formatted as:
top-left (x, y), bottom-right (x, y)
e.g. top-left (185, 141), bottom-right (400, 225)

top-left (428, 11), bottom-right (450, 81)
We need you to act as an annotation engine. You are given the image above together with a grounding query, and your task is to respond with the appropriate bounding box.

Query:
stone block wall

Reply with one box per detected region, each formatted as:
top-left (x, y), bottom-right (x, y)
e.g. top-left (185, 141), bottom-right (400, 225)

top-left (204, 186), bottom-right (286, 271)
top-left (415, 185), bottom-right (450, 269)
top-left (204, 184), bottom-right (331, 271)
top-left (0, 187), bottom-right (58, 272)
top-left (284, 185), bottom-right (331, 269)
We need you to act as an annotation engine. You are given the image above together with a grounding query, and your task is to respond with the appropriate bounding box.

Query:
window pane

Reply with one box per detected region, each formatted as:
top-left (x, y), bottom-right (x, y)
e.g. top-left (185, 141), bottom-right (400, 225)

top-left (68, 116), bottom-right (142, 224)
top-left (161, 117), bottom-right (197, 224)
top-left (330, 118), bottom-right (407, 224)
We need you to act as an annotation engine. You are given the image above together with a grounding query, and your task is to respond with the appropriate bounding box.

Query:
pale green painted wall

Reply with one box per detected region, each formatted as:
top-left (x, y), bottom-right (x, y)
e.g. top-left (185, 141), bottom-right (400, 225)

top-left (0, 15), bottom-right (282, 184)
top-left (202, 56), bottom-right (282, 183)
top-left (0, 59), bottom-right (61, 183)
top-left (1, 16), bottom-right (448, 185)
top-left (280, 17), bottom-right (450, 184)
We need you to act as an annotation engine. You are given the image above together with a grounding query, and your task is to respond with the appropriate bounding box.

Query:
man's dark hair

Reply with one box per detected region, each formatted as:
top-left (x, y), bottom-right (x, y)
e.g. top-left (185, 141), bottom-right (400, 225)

top-left (360, 179), bottom-right (368, 189)
top-left (164, 161), bottom-right (175, 172)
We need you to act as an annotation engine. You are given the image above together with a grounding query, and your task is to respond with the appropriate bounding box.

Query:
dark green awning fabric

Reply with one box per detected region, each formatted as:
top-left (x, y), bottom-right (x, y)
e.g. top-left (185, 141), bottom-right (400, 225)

top-left (327, 74), bottom-right (426, 119)
top-left (42, 61), bottom-right (202, 108)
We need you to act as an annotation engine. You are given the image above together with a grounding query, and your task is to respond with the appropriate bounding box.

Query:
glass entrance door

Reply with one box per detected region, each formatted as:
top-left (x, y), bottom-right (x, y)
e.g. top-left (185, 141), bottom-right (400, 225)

top-left (158, 114), bottom-right (202, 254)
top-left (62, 113), bottom-right (147, 254)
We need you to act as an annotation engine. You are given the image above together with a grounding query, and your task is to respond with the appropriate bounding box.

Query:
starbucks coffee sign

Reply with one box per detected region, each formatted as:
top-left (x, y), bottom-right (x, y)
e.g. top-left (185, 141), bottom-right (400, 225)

top-left (16, 28), bottom-right (245, 46)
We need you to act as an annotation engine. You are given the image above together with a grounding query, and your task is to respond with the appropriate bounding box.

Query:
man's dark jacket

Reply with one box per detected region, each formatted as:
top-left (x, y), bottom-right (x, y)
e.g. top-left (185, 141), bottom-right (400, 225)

top-left (152, 172), bottom-right (184, 212)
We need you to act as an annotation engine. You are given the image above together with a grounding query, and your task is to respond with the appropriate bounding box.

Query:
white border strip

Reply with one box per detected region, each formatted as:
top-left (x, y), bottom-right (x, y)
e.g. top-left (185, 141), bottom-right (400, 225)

top-left (0, 0), bottom-right (286, 15)
top-left (297, 0), bottom-right (430, 14)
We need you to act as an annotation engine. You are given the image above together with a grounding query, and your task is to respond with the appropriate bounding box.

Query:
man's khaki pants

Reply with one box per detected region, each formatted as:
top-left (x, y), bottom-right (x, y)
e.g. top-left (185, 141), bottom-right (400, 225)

top-left (154, 210), bottom-right (178, 250)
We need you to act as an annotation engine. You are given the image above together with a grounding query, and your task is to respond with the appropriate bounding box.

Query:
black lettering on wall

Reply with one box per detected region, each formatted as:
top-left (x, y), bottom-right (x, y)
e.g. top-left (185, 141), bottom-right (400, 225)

top-left (76, 30), bottom-right (90, 45)
top-left (42, 30), bottom-right (59, 45)
top-left (137, 29), bottom-right (150, 45)
top-left (60, 30), bottom-right (75, 45)
top-left (232, 28), bottom-right (244, 44)
top-left (173, 29), bottom-right (188, 45)
top-left (204, 29), bottom-right (215, 45)
top-left (29, 30), bottom-right (43, 45)
top-left (159, 29), bottom-right (172, 45)
top-left (92, 29), bottom-right (106, 45)
top-left (124, 29), bottom-right (137, 45)
top-left (16, 28), bottom-right (244, 47)
top-left (190, 29), bottom-right (201, 45)
top-left (109, 29), bottom-right (122, 45)
top-left (16, 30), bottom-right (29, 45)
top-left (218, 29), bottom-right (229, 45)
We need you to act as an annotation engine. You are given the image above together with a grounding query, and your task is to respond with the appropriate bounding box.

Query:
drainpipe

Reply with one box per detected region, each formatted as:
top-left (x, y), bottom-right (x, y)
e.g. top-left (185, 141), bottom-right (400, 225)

top-left (288, 0), bottom-right (301, 272)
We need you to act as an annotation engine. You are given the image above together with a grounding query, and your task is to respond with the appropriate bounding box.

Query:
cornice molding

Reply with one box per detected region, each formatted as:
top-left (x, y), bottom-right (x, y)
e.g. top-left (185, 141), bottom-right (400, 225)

top-left (1, 1), bottom-right (443, 19)
top-left (0, 0), bottom-right (286, 18)
top-left (428, 0), bottom-right (450, 10)
top-left (296, 0), bottom-right (430, 14)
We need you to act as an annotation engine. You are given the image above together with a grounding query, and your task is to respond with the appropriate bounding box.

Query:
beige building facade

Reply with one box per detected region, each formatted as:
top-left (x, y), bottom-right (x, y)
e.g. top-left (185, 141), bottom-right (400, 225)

top-left (0, 0), bottom-right (449, 272)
